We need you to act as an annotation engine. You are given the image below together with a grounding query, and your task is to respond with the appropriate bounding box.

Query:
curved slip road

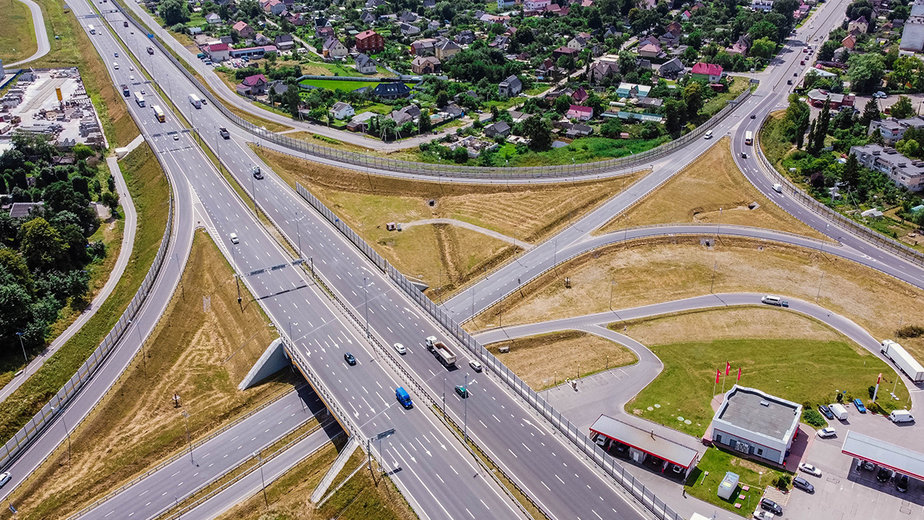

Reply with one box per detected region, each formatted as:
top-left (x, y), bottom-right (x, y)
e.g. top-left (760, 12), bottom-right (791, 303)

top-left (7, 0), bottom-right (51, 67)
top-left (402, 218), bottom-right (534, 250)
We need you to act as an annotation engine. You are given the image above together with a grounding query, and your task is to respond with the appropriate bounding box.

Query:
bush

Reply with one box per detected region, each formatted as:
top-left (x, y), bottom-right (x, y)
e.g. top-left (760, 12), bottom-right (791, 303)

top-left (775, 474), bottom-right (791, 490)
top-left (896, 325), bottom-right (924, 338)
top-left (868, 386), bottom-right (876, 399)
top-left (802, 408), bottom-right (826, 427)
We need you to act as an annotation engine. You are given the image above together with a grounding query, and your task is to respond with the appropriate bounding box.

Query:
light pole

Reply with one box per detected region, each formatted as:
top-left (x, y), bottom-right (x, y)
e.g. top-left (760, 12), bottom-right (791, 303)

top-left (51, 406), bottom-right (71, 465)
top-left (363, 276), bottom-right (369, 338)
top-left (127, 319), bottom-right (145, 373)
top-left (463, 373), bottom-right (469, 443)
top-left (15, 332), bottom-right (27, 363)
top-left (295, 212), bottom-right (302, 260)
top-left (253, 451), bottom-right (268, 507)
top-left (181, 410), bottom-right (194, 465)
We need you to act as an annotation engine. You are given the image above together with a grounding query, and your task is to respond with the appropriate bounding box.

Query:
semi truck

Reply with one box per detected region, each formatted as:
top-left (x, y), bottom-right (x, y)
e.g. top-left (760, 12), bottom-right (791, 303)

top-left (152, 105), bottom-right (165, 123)
top-left (189, 93), bottom-right (202, 109)
top-left (881, 340), bottom-right (924, 382)
top-left (133, 91), bottom-right (145, 107)
top-left (425, 336), bottom-right (456, 367)
top-left (121, 84), bottom-right (130, 97)
top-left (396, 387), bottom-right (413, 409)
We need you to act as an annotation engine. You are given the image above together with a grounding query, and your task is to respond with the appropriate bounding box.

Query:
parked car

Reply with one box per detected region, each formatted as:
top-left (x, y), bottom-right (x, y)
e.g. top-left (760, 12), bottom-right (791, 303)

top-left (878, 467), bottom-right (894, 483)
top-left (760, 498), bottom-right (783, 515)
top-left (469, 360), bottom-right (482, 372)
top-left (817, 404), bottom-right (834, 420)
top-left (858, 460), bottom-right (875, 471)
top-left (854, 398), bottom-right (867, 413)
top-left (753, 510), bottom-right (775, 520)
top-left (799, 462), bottom-right (822, 477)
top-left (793, 476), bottom-right (815, 493)
top-left (896, 474), bottom-right (909, 492)
top-left (343, 352), bottom-right (356, 366)
top-left (873, 91), bottom-right (887, 98)
top-left (817, 427), bottom-right (836, 438)
top-left (454, 385), bottom-right (469, 398)
top-left (393, 342), bottom-right (406, 355)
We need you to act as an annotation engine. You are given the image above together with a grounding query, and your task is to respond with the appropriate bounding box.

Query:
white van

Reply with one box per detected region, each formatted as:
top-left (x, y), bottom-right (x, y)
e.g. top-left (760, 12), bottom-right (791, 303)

top-left (704, 130), bottom-right (713, 139)
top-left (761, 295), bottom-right (782, 306)
top-left (829, 403), bottom-right (848, 421)
top-left (890, 410), bottom-right (914, 423)
top-left (229, 233), bottom-right (239, 244)
top-left (772, 183), bottom-right (783, 193)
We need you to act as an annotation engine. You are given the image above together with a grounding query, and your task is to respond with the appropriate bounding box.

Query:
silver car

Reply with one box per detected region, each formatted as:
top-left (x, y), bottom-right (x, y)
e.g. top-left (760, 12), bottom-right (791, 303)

top-left (393, 343), bottom-right (406, 355)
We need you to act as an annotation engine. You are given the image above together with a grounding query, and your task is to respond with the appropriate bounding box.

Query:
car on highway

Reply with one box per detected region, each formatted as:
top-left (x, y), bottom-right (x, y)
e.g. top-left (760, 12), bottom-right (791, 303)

top-left (252, 166), bottom-right (263, 179)
top-left (787, 80), bottom-right (792, 85)
top-left (761, 295), bottom-right (783, 306)
top-left (773, 183), bottom-right (783, 193)
top-left (0, 472), bottom-right (10, 489)
top-left (760, 497), bottom-right (783, 515)
top-left (750, 114), bottom-right (756, 119)
top-left (799, 462), bottom-right (822, 477)
top-left (704, 130), bottom-right (713, 139)
top-left (393, 342), bottom-right (406, 355)
top-left (114, 52), bottom-right (118, 57)
top-left (219, 127), bottom-right (230, 139)
top-left (878, 467), bottom-right (894, 483)
top-left (173, 133), bottom-right (179, 141)
top-left (229, 232), bottom-right (239, 244)
top-left (343, 352), bottom-right (356, 366)
top-left (455, 385), bottom-right (469, 398)
top-left (896, 474), bottom-right (909, 492)
top-left (741, 152), bottom-right (747, 158)
top-left (470, 360), bottom-right (483, 372)
top-left (793, 476), bottom-right (815, 493)
top-left (854, 398), bottom-right (867, 413)
top-left (817, 427), bottom-right (836, 438)
top-left (818, 404), bottom-right (834, 419)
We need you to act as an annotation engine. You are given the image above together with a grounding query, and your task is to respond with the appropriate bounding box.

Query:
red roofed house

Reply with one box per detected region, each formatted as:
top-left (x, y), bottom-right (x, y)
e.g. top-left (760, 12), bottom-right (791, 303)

top-left (236, 74), bottom-right (268, 96)
top-left (356, 30), bottom-right (384, 53)
top-left (206, 42), bottom-right (231, 62)
top-left (553, 46), bottom-right (579, 58)
top-left (571, 87), bottom-right (589, 103)
top-left (691, 62), bottom-right (723, 82)
top-left (232, 21), bottom-right (255, 38)
top-left (566, 105), bottom-right (593, 121)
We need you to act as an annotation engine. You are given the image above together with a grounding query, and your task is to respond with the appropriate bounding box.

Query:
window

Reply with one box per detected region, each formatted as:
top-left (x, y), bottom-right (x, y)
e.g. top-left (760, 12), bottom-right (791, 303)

top-left (757, 448), bottom-right (763, 456)
top-left (715, 434), bottom-right (722, 444)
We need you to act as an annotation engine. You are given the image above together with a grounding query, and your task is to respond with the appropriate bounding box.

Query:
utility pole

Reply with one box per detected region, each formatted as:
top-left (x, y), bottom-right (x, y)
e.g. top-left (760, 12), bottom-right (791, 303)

top-left (363, 276), bottom-right (369, 338)
top-left (254, 452), bottom-right (268, 507)
top-left (182, 410), bottom-right (194, 465)
top-left (463, 373), bottom-right (469, 443)
top-left (15, 332), bottom-right (27, 363)
top-left (51, 406), bottom-right (71, 466)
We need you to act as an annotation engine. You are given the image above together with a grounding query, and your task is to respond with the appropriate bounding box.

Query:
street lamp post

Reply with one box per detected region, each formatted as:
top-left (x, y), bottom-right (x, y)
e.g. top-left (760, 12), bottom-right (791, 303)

top-left (181, 410), bottom-right (194, 465)
top-left (463, 373), bottom-right (469, 442)
top-left (363, 276), bottom-right (369, 338)
top-left (295, 213), bottom-right (302, 260)
top-left (15, 332), bottom-right (27, 363)
top-left (127, 319), bottom-right (145, 373)
top-left (51, 406), bottom-right (71, 465)
top-left (254, 451), bottom-right (268, 507)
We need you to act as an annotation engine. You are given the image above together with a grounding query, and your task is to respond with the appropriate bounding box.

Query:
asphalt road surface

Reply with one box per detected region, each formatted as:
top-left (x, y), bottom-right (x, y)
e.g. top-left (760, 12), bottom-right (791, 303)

top-left (8, 0), bottom-right (51, 67)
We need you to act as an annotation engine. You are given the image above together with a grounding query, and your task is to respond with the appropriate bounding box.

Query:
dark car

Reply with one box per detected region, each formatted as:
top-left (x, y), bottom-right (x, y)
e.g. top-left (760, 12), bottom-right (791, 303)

top-left (818, 404), bottom-right (834, 420)
top-left (252, 166), bottom-right (263, 179)
top-left (897, 474), bottom-right (909, 492)
top-left (219, 127), bottom-right (230, 139)
top-left (877, 467), bottom-right (894, 483)
top-left (343, 352), bottom-right (356, 366)
top-left (760, 498), bottom-right (783, 515)
top-left (793, 476), bottom-right (815, 493)
top-left (751, 114), bottom-right (756, 119)
top-left (454, 385), bottom-right (469, 398)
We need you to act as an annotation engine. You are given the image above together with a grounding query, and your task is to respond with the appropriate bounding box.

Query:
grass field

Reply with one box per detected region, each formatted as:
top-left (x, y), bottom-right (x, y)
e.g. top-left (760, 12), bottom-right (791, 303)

top-left (7, 230), bottom-right (296, 519)
top-left (0, 0), bottom-right (36, 63)
top-left (686, 447), bottom-right (788, 516)
top-left (471, 237), bottom-right (924, 361)
top-left (596, 137), bottom-right (824, 239)
top-left (253, 145), bottom-right (643, 296)
top-left (288, 130), bottom-right (380, 152)
top-left (702, 77), bottom-right (750, 117)
top-left (486, 331), bottom-right (637, 390)
top-left (0, 143), bottom-right (168, 446)
top-left (299, 79), bottom-right (414, 92)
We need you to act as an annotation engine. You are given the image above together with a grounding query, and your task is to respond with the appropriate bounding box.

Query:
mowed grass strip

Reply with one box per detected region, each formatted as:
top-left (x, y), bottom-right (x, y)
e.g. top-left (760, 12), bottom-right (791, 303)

top-left (0, 0), bottom-right (37, 63)
top-left (473, 237), bottom-right (924, 362)
top-left (685, 447), bottom-right (788, 517)
top-left (8, 230), bottom-right (295, 519)
top-left (0, 143), bottom-right (167, 446)
top-left (596, 137), bottom-right (823, 239)
top-left (486, 331), bottom-right (637, 390)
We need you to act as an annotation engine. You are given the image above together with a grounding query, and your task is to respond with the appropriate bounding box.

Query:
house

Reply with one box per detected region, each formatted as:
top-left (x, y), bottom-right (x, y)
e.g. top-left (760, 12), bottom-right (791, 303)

top-left (805, 88), bottom-right (855, 108)
top-left (444, 103), bottom-right (464, 119)
top-left (330, 102), bottom-right (355, 120)
top-left (869, 116), bottom-right (924, 144)
top-left (490, 35), bottom-right (510, 49)
top-left (323, 37), bottom-right (348, 59)
top-left (356, 30), bottom-right (384, 53)
top-left (565, 123), bottom-right (593, 138)
top-left (412, 56), bottom-right (441, 74)
top-left (435, 40), bottom-right (462, 60)
top-left (347, 111), bottom-right (377, 132)
top-left (566, 105), bottom-right (593, 121)
top-left (848, 16), bottom-right (869, 33)
top-left (587, 59), bottom-right (619, 83)
top-left (206, 42), bottom-right (231, 62)
top-left (571, 87), bottom-right (589, 103)
top-left (229, 45), bottom-right (277, 59)
top-left (498, 0), bottom-right (517, 8)
top-left (286, 12), bottom-right (306, 26)
top-left (372, 82), bottom-right (411, 99)
top-left (236, 74), bottom-right (268, 96)
top-left (261, 0), bottom-right (286, 15)
top-left (456, 30), bottom-right (475, 45)
top-left (751, 0), bottom-right (773, 11)
top-left (355, 53), bottom-right (377, 74)
top-left (552, 46), bottom-right (579, 58)
top-left (658, 57), bottom-right (684, 78)
top-left (316, 26), bottom-right (335, 39)
top-left (254, 33), bottom-right (271, 45)
top-left (411, 38), bottom-right (438, 56)
top-left (267, 80), bottom-right (289, 98)
top-left (524, 0), bottom-right (552, 10)
top-left (232, 21), bottom-right (255, 39)
top-left (900, 8), bottom-right (924, 52)
top-left (274, 34), bottom-right (295, 51)
top-left (691, 62), bottom-right (723, 82)
top-left (842, 34), bottom-right (856, 50)
top-left (616, 82), bottom-right (651, 98)
top-left (400, 22), bottom-right (421, 36)
top-left (391, 104), bottom-right (421, 125)
top-left (851, 144), bottom-right (924, 190)
top-left (360, 11), bottom-right (376, 25)
top-left (498, 75), bottom-right (523, 97)
top-left (205, 12), bottom-right (222, 25)
top-left (484, 120), bottom-right (511, 138)
top-left (638, 42), bottom-right (662, 58)
top-left (568, 34), bottom-right (590, 50)
top-left (710, 385), bottom-right (802, 466)
top-left (423, 0), bottom-right (436, 7)
top-left (681, 9), bottom-right (692, 20)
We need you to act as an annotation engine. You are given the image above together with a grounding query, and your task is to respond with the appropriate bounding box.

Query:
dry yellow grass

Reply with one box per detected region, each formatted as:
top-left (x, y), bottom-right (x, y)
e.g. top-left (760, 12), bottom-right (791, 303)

top-left (486, 331), bottom-right (637, 389)
top-left (474, 237), bottom-right (924, 359)
top-left (597, 137), bottom-right (824, 239)
top-left (287, 130), bottom-right (380, 153)
top-left (7, 231), bottom-right (294, 519)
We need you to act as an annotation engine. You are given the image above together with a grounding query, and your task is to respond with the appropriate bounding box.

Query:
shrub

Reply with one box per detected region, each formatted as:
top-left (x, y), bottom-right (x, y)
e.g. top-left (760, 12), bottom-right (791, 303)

top-left (802, 409), bottom-right (826, 427)
top-left (896, 325), bottom-right (924, 338)
top-left (775, 474), bottom-right (791, 490)
top-left (868, 386), bottom-right (876, 399)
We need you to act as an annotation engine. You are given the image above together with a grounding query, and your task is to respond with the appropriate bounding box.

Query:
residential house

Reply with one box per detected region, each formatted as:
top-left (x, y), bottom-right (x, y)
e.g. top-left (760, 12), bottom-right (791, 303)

top-left (553, 46), bottom-right (579, 59)
top-left (658, 57), bottom-right (684, 78)
top-left (205, 12), bottom-right (222, 24)
top-left (691, 62), bottom-right (723, 82)
top-left (616, 82), bottom-right (651, 98)
top-left (261, 0), bottom-right (286, 15)
top-left (391, 104), bottom-right (421, 125)
top-left (423, 0), bottom-right (436, 7)
top-left (360, 11), bottom-right (376, 25)
top-left (484, 120), bottom-right (511, 138)
top-left (232, 21), bottom-right (255, 39)
top-left (206, 42), bottom-right (231, 62)
top-left (851, 144), bottom-right (924, 190)
top-left (365, 0), bottom-right (385, 8)
top-left (401, 22), bottom-right (421, 36)
top-left (372, 82), bottom-right (411, 99)
top-left (330, 102), bottom-right (356, 120)
top-left (571, 87), bottom-right (589, 103)
top-left (275, 34), bottom-right (295, 51)
top-left (869, 117), bottom-right (924, 144)
top-left (286, 12), bottom-right (306, 26)
top-left (254, 33), bottom-right (271, 45)
top-left (726, 35), bottom-right (750, 56)
top-left (848, 16), bottom-right (869, 33)
top-left (412, 56), bottom-right (441, 74)
top-left (568, 33), bottom-right (591, 50)
top-left (456, 30), bottom-right (475, 45)
top-left (565, 123), bottom-right (593, 138)
top-left (566, 105), bottom-right (593, 121)
top-left (638, 41), bottom-right (662, 58)
top-left (498, 0), bottom-right (517, 8)
top-left (900, 5), bottom-right (924, 52)
top-left (236, 74), bottom-right (268, 96)
top-left (323, 37), bottom-right (348, 58)
top-left (490, 35), bottom-right (510, 49)
top-left (805, 88), bottom-right (855, 108)
top-left (842, 34), bottom-right (856, 50)
top-left (411, 38), bottom-right (438, 56)
top-left (498, 75), bottom-right (523, 97)
top-left (355, 54), bottom-right (377, 74)
top-left (751, 0), bottom-right (773, 11)
top-left (435, 40), bottom-right (462, 60)
top-left (681, 9), bottom-right (692, 20)
top-left (267, 80), bottom-right (289, 98)
top-left (356, 30), bottom-right (385, 53)
top-left (525, 0), bottom-right (552, 10)
top-left (587, 59), bottom-right (619, 83)
top-left (399, 11), bottom-right (420, 23)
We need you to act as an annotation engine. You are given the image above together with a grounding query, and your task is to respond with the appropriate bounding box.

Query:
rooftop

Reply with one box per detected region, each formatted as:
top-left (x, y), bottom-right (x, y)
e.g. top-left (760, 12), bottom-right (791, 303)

top-left (842, 430), bottom-right (924, 481)
top-left (590, 415), bottom-right (698, 468)
top-left (714, 385), bottom-right (800, 441)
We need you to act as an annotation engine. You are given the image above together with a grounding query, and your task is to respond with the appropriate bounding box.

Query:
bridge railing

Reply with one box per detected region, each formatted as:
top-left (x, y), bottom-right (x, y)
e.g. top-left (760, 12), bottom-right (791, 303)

top-left (295, 182), bottom-right (685, 520)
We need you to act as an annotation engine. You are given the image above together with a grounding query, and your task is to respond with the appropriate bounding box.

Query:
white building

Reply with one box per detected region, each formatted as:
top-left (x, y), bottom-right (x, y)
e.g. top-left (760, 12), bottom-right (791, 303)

top-left (710, 386), bottom-right (801, 465)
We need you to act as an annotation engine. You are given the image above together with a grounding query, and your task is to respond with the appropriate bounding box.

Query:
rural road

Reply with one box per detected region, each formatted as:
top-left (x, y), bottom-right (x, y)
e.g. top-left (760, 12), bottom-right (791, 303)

top-left (8, 0), bottom-right (51, 67)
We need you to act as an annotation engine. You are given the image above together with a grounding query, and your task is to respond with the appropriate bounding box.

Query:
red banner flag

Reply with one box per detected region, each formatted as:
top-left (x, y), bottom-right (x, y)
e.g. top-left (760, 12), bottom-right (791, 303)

top-left (725, 361), bottom-right (731, 376)
top-left (716, 369), bottom-right (721, 384)
top-left (737, 367), bottom-right (742, 381)
top-left (877, 373), bottom-right (882, 384)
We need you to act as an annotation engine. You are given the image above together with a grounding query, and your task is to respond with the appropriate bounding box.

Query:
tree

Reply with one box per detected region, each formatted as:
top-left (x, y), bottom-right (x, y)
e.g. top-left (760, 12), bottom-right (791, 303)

top-left (806, 118), bottom-right (817, 155)
top-left (18, 218), bottom-right (67, 271)
top-left (664, 99), bottom-right (685, 136)
top-left (554, 95), bottom-right (572, 115)
top-left (748, 20), bottom-right (778, 42)
top-left (683, 82), bottom-right (704, 121)
top-left (842, 152), bottom-right (860, 190)
top-left (522, 115), bottom-right (553, 150)
top-left (860, 98), bottom-right (880, 127)
top-left (749, 38), bottom-right (776, 60)
top-left (158, 0), bottom-right (190, 26)
top-left (418, 111), bottom-right (432, 133)
top-left (601, 118), bottom-right (623, 139)
top-left (818, 40), bottom-right (838, 62)
top-left (452, 146), bottom-right (469, 164)
top-left (772, 0), bottom-right (799, 24)
top-left (847, 53), bottom-right (885, 94)
top-left (890, 96), bottom-right (915, 119)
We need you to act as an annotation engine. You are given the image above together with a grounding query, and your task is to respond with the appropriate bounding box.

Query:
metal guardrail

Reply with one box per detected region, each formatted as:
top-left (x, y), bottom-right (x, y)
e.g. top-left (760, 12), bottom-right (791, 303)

top-left (108, 0), bottom-right (749, 181)
top-left (295, 182), bottom-right (684, 520)
top-left (754, 132), bottom-right (924, 267)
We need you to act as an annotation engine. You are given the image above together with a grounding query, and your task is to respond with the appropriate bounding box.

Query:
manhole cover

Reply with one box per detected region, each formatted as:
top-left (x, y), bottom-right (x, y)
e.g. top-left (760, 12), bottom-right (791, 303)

top-left (684, 419), bottom-right (692, 425)
top-left (647, 406), bottom-right (654, 411)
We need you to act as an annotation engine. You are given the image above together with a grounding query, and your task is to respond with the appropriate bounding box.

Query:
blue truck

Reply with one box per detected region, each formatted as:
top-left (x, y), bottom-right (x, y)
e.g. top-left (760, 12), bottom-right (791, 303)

top-left (396, 387), bottom-right (413, 409)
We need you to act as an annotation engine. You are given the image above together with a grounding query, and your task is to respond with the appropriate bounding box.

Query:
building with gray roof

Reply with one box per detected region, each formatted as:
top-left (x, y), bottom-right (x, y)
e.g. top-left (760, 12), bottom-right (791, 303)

top-left (851, 143), bottom-right (924, 191)
top-left (710, 385), bottom-right (801, 465)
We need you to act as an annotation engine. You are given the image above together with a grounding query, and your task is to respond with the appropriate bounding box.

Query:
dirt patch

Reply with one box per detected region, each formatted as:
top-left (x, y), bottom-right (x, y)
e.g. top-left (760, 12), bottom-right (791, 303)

top-left (596, 137), bottom-right (824, 240)
top-left (486, 330), bottom-right (637, 390)
top-left (472, 236), bottom-right (924, 359)
top-left (9, 231), bottom-right (294, 519)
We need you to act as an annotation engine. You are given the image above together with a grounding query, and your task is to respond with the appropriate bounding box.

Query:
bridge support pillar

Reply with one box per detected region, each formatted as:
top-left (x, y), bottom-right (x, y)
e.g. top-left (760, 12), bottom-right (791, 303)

top-left (238, 337), bottom-right (289, 390)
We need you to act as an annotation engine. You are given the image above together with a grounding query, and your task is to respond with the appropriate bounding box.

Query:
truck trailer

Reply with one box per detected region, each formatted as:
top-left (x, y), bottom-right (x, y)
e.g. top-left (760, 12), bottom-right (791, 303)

top-left (881, 340), bottom-right (924, 382)
top-left (425, 336), bottom-right (456, 367)
top-left (828, 403), bottom-right (848, 421)
top-left (189, 93), bottom-right (202, 109)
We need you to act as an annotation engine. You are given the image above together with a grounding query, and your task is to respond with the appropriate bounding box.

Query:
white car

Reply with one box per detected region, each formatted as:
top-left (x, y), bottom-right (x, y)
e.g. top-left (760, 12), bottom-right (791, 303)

top-left (469, 360), bottom-right (483, 372)
top-left (229, 232), bottom-right (239, 244)
top-left (393, 342), bottom-right (406, 355)
top-left (799, 462), bottom-right (822, 477)
top-left (0, 471), bottom-right (11, 489)
top-left (753, 510), bottom-right (774, 520)
top-left (817, 427), bottom-right (836, 438)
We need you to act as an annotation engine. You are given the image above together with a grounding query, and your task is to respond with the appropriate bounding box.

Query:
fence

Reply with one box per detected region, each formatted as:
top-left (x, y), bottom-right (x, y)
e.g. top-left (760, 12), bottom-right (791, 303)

top-left (295, 183), bottom-right (684, 520)
top-left (0, 198), bottom-right (173, 471)
top-left (754, 134), bottom-right (924, 268)
top-left (109, 0), bottom-right (748, 181)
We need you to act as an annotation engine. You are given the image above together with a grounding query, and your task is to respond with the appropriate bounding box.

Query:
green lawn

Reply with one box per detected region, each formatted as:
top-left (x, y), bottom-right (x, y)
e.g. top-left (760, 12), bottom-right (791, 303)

top-left (686, 447), bottom-right (789, 517)
top-left (624, 337), bottom-right (910, 438)
top-left (703, 77), bottom-right (750, 117)
top-left (0, 0), bottom-right (36, 63)
top-left (299, 79), bottom-right (414, 92)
